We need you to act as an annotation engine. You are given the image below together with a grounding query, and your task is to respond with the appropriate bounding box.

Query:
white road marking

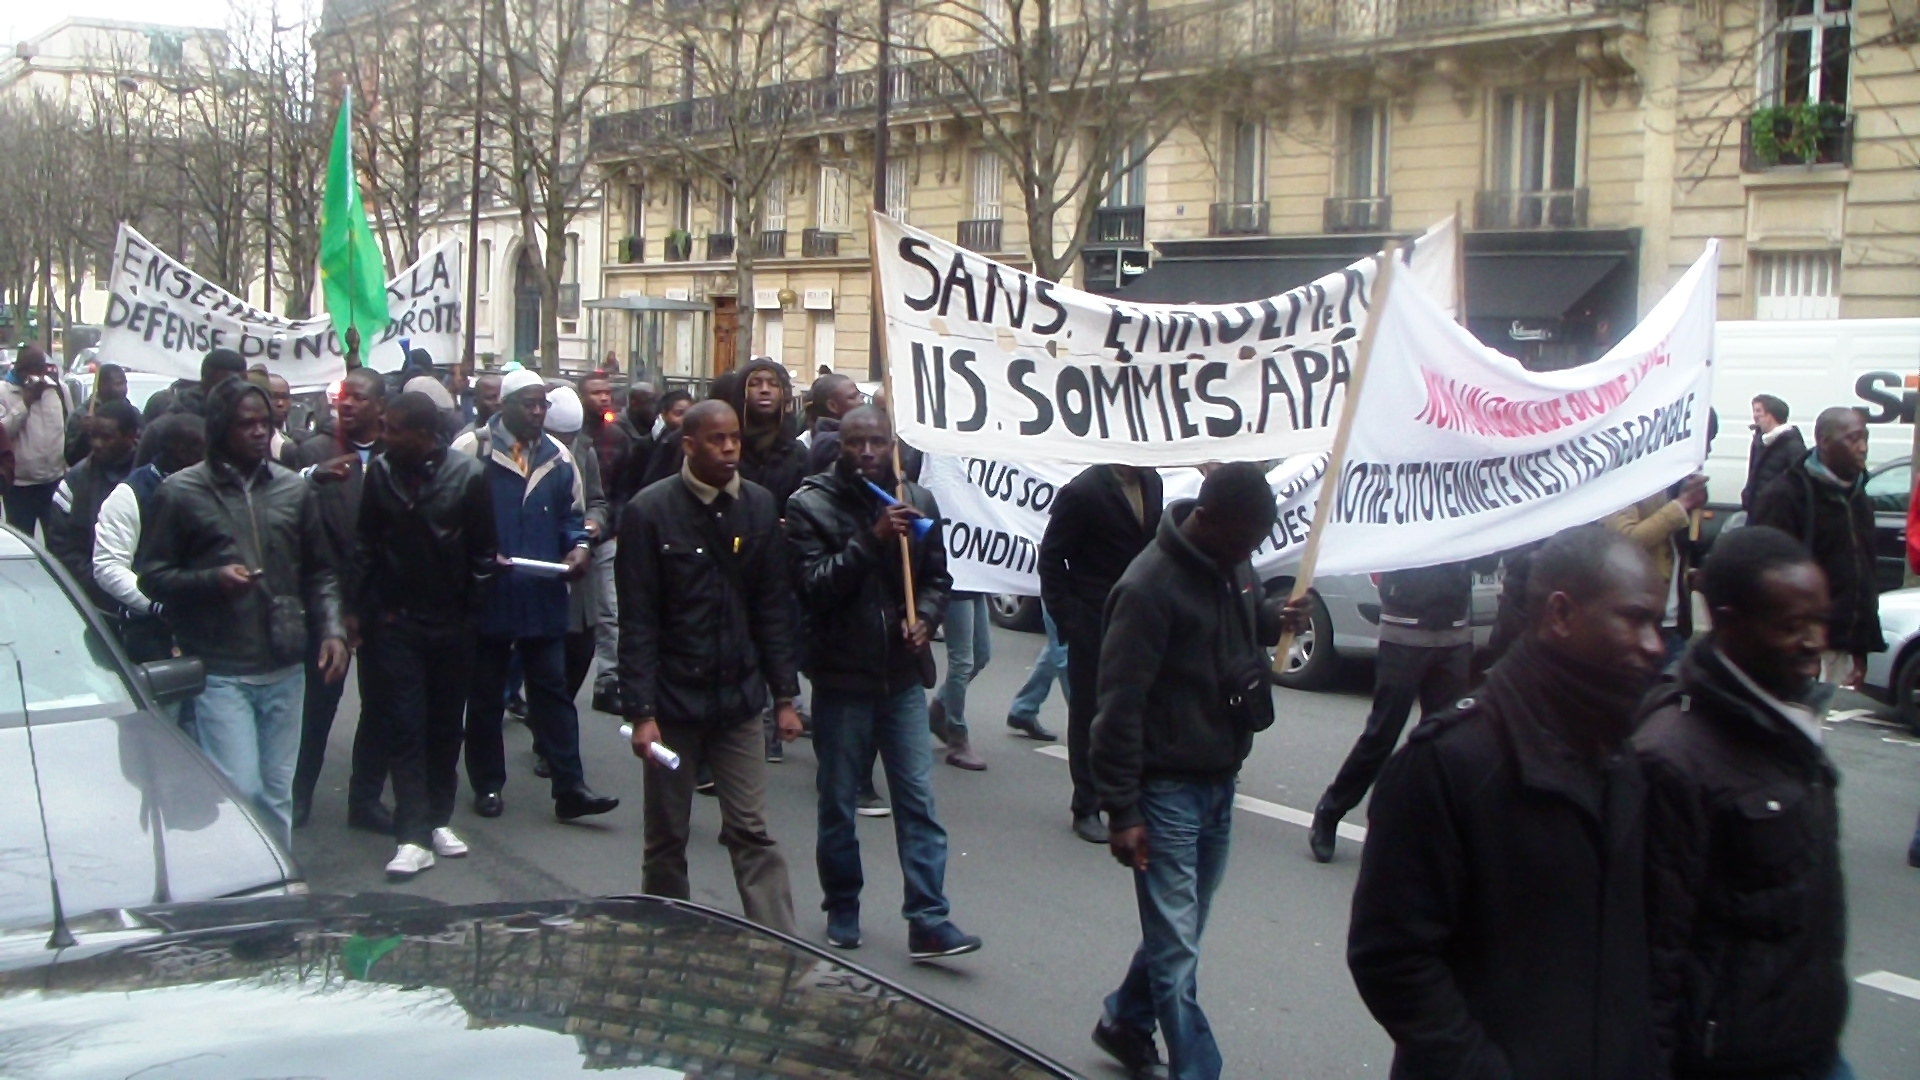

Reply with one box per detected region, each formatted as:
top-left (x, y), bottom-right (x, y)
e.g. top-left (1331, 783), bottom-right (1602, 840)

top-left (1033, 745), bottom-right (1366, 843)
top-left (1857, 971), bottom-right (1920, 1002)
top-left (1825, 709), bottom-right (1903, 730)
top-left (1882, 736), bottom-right (1920, 748)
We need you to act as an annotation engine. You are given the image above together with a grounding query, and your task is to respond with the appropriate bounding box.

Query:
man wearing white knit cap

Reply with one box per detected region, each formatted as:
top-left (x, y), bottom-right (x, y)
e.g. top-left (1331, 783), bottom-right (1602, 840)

top-left (452, 371), bottom-right (619, 822)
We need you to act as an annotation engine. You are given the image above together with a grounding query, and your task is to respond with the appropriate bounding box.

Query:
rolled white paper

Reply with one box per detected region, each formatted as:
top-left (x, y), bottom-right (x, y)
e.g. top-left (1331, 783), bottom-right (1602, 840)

top-left (619, 724), bottom-right (681, 770)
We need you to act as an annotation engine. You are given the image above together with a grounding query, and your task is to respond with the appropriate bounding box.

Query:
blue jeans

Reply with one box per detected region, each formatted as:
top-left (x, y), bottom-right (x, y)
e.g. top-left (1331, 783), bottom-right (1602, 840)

top-left (1009, 605), bottom-right (1069, 722)
top-left (1104, 778), bottom-right (1235, 1080)
top-left (196, 668), bottom-right (307, 844)
top-left (813, 685), bottom-right (950, 927)
top-left (936, 595), bottom-right (991, 736)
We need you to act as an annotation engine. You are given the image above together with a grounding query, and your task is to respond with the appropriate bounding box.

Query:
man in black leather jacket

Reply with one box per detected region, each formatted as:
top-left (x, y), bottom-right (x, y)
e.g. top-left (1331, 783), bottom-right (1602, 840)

top-left (1635, 525), bottom-right (1850, 1080)
top-left (138, 379), bottom-right (347, 842)
top-left (784, 406), bottom-right (982, 961)
top-left (355, 392), bottom-right (499, 880)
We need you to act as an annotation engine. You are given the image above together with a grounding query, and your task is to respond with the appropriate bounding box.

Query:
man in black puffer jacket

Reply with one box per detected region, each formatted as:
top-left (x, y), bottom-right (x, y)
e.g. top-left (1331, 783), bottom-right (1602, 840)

top-left (1309, 558), bottom-right (1489, 863)
top-left (1635, 525), bottom-right (1849, 1080)
top-left (138, 379), bottom-right (347, 841)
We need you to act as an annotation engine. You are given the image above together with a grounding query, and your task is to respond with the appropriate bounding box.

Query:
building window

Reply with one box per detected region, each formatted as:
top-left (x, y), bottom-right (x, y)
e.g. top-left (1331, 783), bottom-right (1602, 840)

top-left (1224, 117), bottom-right (1265, 204)
top-left (679, 42), bottom-right (696, 99)
top-left (1341, 104), bottom-right (1389, 198)
top-left (970, 149), bottom-right (1004, 220)
top-left (1105, 135), bottom-right (1146, 207)
top-left (627, 184), bottom-right (645, 236)
top-left (1491, 86), bottom-right (1581, 194)
top-left (761, 175), bottom-right (787, 233)
top-left (673, 182), bottom-right (692, 230)
top-left (477, 239), bottom-right (492, 293)
top-left (885, 156), bottom-right (910, 221)
top-left (820, 11), bottom-right (841, 76)
top-left (1768, 0), bottom-right (1851, 108)
top-left (716, 185), bottom-right (736, 236)
top-left (564, 234), bottom-right (579, 284)
top-left (1753, 250), bottom-right (1841, 319)
top-left (817, 164), bottom-right (851, 233)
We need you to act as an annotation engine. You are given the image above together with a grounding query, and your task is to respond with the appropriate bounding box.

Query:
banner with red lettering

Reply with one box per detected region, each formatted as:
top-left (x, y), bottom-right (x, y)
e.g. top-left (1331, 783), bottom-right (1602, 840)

top-left (1311, 241), bottom-right (1719, 575)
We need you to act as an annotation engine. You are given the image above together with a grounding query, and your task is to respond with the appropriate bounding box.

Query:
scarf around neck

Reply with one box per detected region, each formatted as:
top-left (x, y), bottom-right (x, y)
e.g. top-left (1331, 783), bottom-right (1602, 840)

top-left (1483, 635), bottom-right (1651, 765)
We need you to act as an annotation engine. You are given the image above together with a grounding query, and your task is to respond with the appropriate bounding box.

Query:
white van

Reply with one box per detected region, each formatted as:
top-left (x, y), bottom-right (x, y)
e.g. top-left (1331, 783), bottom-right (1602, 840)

top-left (1705, 318), bottom-right (1920, 506)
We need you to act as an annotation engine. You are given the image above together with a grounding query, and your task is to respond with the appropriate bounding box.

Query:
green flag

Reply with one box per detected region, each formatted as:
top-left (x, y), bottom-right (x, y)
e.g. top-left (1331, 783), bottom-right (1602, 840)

top-left (320, 90), bottom-right (388, 349)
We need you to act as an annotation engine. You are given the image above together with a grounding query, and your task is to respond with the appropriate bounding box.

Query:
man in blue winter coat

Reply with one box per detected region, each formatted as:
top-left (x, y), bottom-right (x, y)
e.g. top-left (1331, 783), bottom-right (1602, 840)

top-left (452, 369), bottom-right (618, 822)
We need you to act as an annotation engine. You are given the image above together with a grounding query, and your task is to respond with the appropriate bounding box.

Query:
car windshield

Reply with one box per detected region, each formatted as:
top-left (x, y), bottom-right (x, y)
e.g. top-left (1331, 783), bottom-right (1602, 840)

top-left (0, 560), bottom-right (137, 726)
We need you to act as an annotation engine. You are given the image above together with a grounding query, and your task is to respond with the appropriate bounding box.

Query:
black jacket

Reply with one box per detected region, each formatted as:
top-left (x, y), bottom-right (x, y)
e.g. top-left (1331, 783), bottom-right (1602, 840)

top-left (617, 472), bottom-right (799, 727)
top-left (45, 454), bottom-right (133, 607)
top-left (785, 462), bottom-right (950, 696)
top-left (1038, 464), bottom-right (1163, 644)
top-left (354, 449), bottom-right (499, 627)
top-left (1377, 560), bottom-right (1486, 647)
top-left (1348, 639), bottom-right (1655, 1080)
top-left (1088, 501), bottom-right (1280, 831)
top-left (294, 430), bottom-right (384, 617)
top-left (1748, 456), bottom-right (1882, 655)
top-left (138, 386), bottom-right (344, 676)
top-left (1634, 644), bottom-right (1847, 1080)
top-left (1743, 425), bottom-right (1807, 512)
top-left (606, 412), bottom-right (655, 509)
top-left (806, 417), bottom-right (841, 475)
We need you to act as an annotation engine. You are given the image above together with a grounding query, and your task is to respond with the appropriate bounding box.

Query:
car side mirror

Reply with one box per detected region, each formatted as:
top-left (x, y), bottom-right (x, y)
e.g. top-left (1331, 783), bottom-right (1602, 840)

top-left (139, 656), bottom-right (205, 705)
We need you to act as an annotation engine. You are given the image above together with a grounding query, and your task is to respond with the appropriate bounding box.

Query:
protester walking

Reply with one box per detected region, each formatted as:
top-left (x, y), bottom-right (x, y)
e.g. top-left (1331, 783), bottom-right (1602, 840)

top-left (582, 373), bottom-right (645, 715)
top-left (1040, 462), bottom-right (1163, 844)
top-left (1308, 560), bottom-right (1484, 863)
top-left (1750, 406), bottom-right (1881, 690)
top-left (0, 344), bottom-right (74, 536)
top-left (94, 414), bottom-right (204, 665)
top-left (460, 372), bottom-right (503, 437)
top-left (785, 405), bottom-right (982, 960)
top-left (803, 371), bottom-right (865, 473)
top-left (137, 379), bottom-right (348, 841)
top-left (543, 384), bottom-right (611, 713)
top-left (452, 370), bottom-right (618, 822)
top-left (356, 392), bottom-right (500, 881)
top-left (138, 349), bottom-right (245, 461)
top-left (1087, 463), bottom-right (1288, 1080)
top-left (928, 591), bottom-right (992, 769)
top-left (1745, 394), bottom-right (1807, 512)
top-left (621, 400), bottom-right (803, 933)
top-left (1602, 473), bottom-right (1709, 662)
top-left (291, 367), bottom-right (389, 832)
top-left (65, 363), bottom-right (129, 466)
top-left (46, 398), bottom-right (140, 606)
top-left (1348, 526), bottom-right (1665, 1080)
top-left (1635, 525), bottom-right (1851, 1080)
top-left (1004, 604), bottom-right (1065, 741)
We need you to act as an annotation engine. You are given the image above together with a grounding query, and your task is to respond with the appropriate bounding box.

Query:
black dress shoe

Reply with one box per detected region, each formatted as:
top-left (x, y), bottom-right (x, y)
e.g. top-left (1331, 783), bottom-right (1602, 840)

top-left (347, 802), bottom-right (395, 835)
top-left (555, 788), bottom-right (619, 820)
top-left (590, 681), bottom-right (622, 715)
top-left (475, 793), bottom-right (505, 818)
top-left (1006, 714), bottom-right (1058, 741)
top-left (532, 752), bottom-right (552, 779)
top-left (1308, 804), bottom-right (1338, 864)
top-left (1092, 1018), bottom-right (1166, 1079)
top-left (1074, 814), bottom-right (1110, 845)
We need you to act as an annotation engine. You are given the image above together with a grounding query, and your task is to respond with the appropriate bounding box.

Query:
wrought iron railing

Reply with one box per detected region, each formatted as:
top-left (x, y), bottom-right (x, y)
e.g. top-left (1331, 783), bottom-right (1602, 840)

top-left (802, 228), bottom-right (841, 257)
top-left (1324, 195), bottom-right (1391, 233)
top-left (958, 218), bottom-right (1003, 252)
top-left (1209, 201), bottom-right (1270, 236)
top-left (755, 230), bottom-right (788, 258)
top-left (1474, 188), bottom-right (1588, 229)
top-left (706, 233), bottom-right (735, 261)
top-left (1092, 205), bottom-right (1146, 245)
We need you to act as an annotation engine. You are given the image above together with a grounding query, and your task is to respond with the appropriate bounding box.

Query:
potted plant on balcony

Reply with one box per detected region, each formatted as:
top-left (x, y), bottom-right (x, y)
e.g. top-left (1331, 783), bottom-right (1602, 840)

top-left (1749, 101), bottom-right (1848, 166)
top-left (665, 228), bottom-right (693, 261)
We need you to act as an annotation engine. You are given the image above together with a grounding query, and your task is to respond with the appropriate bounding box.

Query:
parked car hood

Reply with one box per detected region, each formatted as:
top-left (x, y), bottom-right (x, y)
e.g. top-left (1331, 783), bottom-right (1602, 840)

top-left (0, 895), bottom-right (1071, 1079)
top-left (0, 711), bottom-right (295, 936)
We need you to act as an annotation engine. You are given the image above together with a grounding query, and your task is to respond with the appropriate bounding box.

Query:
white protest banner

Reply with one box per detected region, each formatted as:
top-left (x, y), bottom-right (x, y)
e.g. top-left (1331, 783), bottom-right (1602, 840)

top-left (873, 212), bottom-right (1455, 466)
top-left (100, 223), bottom-right (463, 387)
top-left (1311, 240), bottom-right (1720, 576)
top-left (923, 452), bottom-right (1327, 595)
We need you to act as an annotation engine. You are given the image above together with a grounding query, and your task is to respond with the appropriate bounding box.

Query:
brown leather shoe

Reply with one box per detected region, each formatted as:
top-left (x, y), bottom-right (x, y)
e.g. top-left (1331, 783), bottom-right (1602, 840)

top-left (945, 737), bottom-right (986, 771)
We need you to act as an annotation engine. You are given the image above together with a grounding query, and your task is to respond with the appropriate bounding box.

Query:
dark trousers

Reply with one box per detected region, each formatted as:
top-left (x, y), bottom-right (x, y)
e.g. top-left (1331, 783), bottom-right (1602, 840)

top-left (364, 619), bottom-right (474, 847)
top-left (291, 654), bottom-right (386, 816)
top-left (1065, 622), bottom-right (1102, 819)
top-left (3, 481), bottom-right (56, 538)
top-left (1319, 641), bottom-right (1472, 820)
top-left (643, 714), bottom-right (797, 934)
top-left (564, 629), bottom-right (595, 702)
top-left (466, 635), bottom-right (584, 798)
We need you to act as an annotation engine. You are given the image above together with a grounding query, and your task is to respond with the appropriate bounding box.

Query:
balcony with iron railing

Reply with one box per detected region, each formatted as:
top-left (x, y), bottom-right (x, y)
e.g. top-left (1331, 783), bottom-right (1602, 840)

top-left (755, 230), bottom-right (788, 258)
top-left (1092, 205), bottom-right (1146, 245)
top-left (589, 1), bottom-right (1640, 158)
top-left (706, 233), bottom-right (735, 261)
top-left (663, 231), bottom-right (693, 263)
top-left (802, 228), bottom-right (842, 257)
top-left (1474, 188), bottom-right (1588, 229)
top-left (958, 218), bottom-right (1003, 253)
top-left (1324, 195), bottom-right (1391, 233)
top-left (1210, 201), bottom-right (1270, 236)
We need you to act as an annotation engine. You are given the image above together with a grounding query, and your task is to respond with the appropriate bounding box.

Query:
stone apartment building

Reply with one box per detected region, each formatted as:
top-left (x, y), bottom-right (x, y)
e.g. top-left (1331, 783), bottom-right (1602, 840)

top-left (589, 0), bottom-right (1920, 384)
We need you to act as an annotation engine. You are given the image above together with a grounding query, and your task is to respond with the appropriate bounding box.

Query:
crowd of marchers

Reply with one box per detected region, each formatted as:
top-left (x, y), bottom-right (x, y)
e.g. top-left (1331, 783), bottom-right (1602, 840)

top-left (2, 335), bottom-right (1915, 1080)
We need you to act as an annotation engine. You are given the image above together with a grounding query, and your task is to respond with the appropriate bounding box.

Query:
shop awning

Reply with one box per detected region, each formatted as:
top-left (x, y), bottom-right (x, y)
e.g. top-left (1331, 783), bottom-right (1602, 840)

top-left (1465, 254), bottom-right (1623, 319)
top-left (1114, 256), bottom-right (1360, 305)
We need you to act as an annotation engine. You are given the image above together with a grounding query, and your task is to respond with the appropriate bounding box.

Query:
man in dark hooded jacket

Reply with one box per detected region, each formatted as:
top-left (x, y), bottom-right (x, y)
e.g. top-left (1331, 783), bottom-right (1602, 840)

top-left (46, 398), bottom-right (140, 607)
top-left (137, 379), bottom-right (348, 841)
top-left (1349, 526), bottom-right (1664, 1080)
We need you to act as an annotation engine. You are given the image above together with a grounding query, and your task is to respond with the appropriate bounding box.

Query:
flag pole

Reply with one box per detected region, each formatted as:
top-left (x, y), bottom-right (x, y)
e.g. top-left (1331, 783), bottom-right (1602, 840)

top-left (869, 212), bottom-right (919, 630)
top-left (1272, 242), bottom-right (1399, 673)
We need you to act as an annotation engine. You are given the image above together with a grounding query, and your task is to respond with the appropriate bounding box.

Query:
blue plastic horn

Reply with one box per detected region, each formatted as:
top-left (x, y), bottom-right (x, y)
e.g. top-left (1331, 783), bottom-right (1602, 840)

top-left (865, 479), bottom-right (935, 542)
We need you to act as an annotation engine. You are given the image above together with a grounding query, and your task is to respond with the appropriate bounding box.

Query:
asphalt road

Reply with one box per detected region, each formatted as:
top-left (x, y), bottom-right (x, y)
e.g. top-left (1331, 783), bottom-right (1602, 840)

top-left (296, 627), bottom-right (1920, 1079)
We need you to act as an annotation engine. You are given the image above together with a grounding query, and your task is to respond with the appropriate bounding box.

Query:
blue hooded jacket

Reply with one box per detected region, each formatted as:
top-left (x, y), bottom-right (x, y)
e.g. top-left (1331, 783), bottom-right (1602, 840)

top-left (450, 414), bottom-right (588, 639)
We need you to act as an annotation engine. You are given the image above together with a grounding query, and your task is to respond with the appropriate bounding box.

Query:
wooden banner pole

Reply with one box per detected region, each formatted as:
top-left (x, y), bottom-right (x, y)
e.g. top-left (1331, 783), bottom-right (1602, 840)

top-left (1272, 242), bottom-right (1400, 673)
top-left (868, 212), bottom-right (920, 628)
top-left (1453, 199), bottom-right (1467, 328)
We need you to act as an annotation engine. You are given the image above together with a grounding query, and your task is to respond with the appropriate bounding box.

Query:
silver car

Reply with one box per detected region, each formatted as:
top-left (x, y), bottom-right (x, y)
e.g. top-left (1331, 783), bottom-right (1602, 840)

top-left (1862, 587), bottom-right (1920, 734)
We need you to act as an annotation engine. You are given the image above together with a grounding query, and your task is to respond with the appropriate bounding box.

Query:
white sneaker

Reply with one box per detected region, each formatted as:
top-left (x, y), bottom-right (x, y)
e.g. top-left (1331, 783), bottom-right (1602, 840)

top-left (385, 844), bottom-right (435, 880)
top-left (431, 828), bottom-right (469, 858)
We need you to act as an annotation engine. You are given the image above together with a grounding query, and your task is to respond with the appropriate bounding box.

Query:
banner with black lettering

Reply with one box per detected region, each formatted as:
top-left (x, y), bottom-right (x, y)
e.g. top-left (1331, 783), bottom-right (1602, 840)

top-left (922, 453), bottom-right (1327, 595)
top-left (874, 212), bottom-right (1456, 466)
top-left (1312, 240), bottom-right (1720, 576)
top-left (101, 223), bottom-right (463, 386)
